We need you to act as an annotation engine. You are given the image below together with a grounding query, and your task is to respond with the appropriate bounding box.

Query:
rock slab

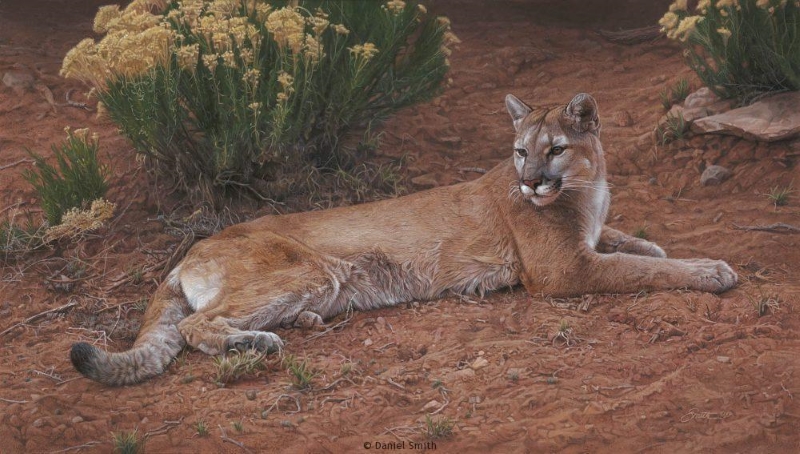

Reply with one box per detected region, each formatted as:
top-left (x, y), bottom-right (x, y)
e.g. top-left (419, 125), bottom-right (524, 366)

top-left (692, 91), bottom-right (800, 142)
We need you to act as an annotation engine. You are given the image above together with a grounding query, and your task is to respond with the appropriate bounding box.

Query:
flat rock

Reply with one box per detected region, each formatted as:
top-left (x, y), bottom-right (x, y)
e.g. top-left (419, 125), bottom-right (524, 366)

top-left (700, 165), bottom-right (731, 186)
top-left (692, 91), bottom-right (800, 142)
top-left (2, 70), bottom-right (35, 90)
top-left (411, 173), bottom-right (439, 188)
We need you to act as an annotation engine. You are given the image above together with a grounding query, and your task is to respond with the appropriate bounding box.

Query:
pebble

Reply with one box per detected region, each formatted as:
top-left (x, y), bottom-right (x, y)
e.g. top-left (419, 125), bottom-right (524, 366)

top-left (700, 165), bottom-right (732, 186)
top-left (70, 416), bottom-right (83, 424)
top-left (716, 356), bottom-right (731, 364)
top-left (245, 389), bottom-right (257, 400)
top-left (2, 70), bottom-right (35, 90)
top-left (613, 111), bottom-right (634, 127)
top-left (422, 400), bottom-right (441, 411)
top-left (363, 338), bottom-right (373, 347)
top-left (411, 173), bottom-right (439, 188)
top-left (470, 357), bottom-right (489, 370)
top-left (32, 418), bottom-right (45, 428)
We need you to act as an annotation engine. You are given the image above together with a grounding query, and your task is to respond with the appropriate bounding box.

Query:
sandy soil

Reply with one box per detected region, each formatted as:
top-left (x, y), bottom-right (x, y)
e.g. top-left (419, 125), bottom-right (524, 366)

top-left (1, 0), bottom-right (799, 452)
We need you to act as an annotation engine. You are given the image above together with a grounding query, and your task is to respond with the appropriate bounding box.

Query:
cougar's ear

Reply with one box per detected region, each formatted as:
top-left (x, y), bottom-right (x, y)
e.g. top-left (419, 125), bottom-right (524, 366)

top-left (564, 93), bottom-right (601, 135)
top-left (505, 94), bottom-right (532, 131)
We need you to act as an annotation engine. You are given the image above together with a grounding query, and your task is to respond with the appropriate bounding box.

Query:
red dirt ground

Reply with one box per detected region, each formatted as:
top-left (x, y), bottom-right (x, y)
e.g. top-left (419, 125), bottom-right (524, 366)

top-left (1, 1), bottom-right (799, 452)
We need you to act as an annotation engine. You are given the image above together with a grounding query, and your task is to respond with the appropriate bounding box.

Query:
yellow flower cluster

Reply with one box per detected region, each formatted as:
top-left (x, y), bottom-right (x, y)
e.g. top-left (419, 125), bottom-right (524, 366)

top-left (674, 15), bottom-right (704, 41)
top-left (265, 7), bottom-right (306, 54)
top-left (45, 199), bottom-right (116, 242)
top-left (62, 2), bottom-right (176, 87)
top-left (349, 43), bottom-right (379, 61)
top-left (332, 24), bottom-right (350, 35)
top-left (276, 71), bottom-right (294, 102)
top-left (385, 0), bottom-right (406, 15)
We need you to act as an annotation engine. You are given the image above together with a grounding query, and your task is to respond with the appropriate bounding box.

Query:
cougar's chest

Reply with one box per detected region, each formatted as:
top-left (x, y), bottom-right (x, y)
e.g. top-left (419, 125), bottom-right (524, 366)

top-left (585, 182), bottom-right (609, 248)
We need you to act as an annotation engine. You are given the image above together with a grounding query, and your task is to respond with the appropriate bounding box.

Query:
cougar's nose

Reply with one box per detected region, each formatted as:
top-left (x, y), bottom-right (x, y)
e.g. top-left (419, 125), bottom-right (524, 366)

top-left (522, 178), bottom-right (542, 189)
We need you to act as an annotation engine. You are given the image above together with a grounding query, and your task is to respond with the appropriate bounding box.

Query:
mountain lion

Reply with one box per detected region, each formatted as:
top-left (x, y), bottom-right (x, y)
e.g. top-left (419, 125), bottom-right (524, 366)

top-left (70, 93), bottom-right (737, 385)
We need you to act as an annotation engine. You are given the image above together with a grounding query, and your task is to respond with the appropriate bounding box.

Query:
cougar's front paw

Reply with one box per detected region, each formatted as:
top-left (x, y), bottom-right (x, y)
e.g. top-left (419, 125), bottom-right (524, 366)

top-left (685, 259), bottom-right (738, 293)
top-left (227, 331), bottom-right (284, 353)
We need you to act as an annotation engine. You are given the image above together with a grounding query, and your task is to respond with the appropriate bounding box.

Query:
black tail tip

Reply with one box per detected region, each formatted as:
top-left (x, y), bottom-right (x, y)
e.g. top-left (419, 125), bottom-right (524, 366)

top-left (70, 342), bottom-right (98, 376)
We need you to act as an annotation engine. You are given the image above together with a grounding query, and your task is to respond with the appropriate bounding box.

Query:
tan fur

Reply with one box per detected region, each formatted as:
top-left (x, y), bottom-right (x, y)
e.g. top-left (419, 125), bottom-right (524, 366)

top-left (70, 93), bottom-right (737, 385)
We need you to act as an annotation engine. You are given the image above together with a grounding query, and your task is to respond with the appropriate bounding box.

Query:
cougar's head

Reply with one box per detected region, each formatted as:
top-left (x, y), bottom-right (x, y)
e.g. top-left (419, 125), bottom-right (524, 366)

top-left (505, 93), bottom-right (604, 207)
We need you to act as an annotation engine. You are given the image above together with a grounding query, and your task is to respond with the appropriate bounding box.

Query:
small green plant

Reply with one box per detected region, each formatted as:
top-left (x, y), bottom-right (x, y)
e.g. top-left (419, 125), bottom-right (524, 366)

top-left (431, 378), bottom-right (443, 389)
top-left (111, 429), bottom-right (144, 454)
top-left (127, 265), bottom-right (145, 285)
top-left (23, 128), bottom-right (109, 225)
top-left (0, 218), bottom-right (45, 262)
top-left (213, 349), bottom-right (266, 385)
top-left (133, 297), bottom-right (148, 312)
top-left (283, 353), bottom-right (316, 390)
top-left (62, 0), bottom-right (454, 204)
top-left (424, 414), bottom-right (454, 439)
top-left (232, 420), bottom-right (244, 433)
top-left (339, 362), bottom-right (353, 376)
top-left (767, 184), bottom-right (793, 208)
top-left (660, 1), bottom-right (800, 104)
top-left (633, 225), bottom-right (649, 239)
top-left (659, 78), bottom-right (691, 109)
top-left (195, 419), bottom-right (209, 437)
top-left (657, 111), bottom-right (688, 145)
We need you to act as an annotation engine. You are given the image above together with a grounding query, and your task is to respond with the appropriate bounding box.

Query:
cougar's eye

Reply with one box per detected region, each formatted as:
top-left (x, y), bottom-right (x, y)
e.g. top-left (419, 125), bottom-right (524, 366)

top-left (515, 148), bottom-right (528, 158)
top-left (550, 146), bottom-right (565, 156)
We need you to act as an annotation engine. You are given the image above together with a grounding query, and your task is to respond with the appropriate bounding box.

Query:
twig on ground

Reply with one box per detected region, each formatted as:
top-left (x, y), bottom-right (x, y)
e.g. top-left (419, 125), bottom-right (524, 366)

top-left (597, 25), bottom-right (662, 44)
top-left (49, 441), bottom-right (102, 453)
top-left (732, 223), bottom-right (800, 233)
top-left (263, 394), bottom-right (301, 416)
top-left (0, 159), bottom-right (34, 171)
top-left (0, 300), bottom-right (77, 337)
top-left (0, 397), bottom-right (29, 404)
top-left (218, 425), bottom-right (254, 453)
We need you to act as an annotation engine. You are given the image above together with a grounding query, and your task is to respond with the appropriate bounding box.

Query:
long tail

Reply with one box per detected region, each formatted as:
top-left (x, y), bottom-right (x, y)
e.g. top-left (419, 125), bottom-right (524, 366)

top-left (70, 272), bottom-right (190, 386)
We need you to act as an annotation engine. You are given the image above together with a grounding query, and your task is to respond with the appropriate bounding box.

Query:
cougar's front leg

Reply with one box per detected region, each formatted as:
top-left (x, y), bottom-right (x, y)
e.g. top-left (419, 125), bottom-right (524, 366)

top-left (597, 226), bottom-right (666, 258)
top-left (577, 252), bottom-right (737, 295)
top-left (525, 250), bottom-right (737, 296)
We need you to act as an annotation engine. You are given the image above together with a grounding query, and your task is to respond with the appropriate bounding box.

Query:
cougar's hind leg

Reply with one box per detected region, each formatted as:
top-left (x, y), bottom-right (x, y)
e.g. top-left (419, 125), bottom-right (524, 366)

top-left (176, 230), bottom-right (354, 355)
top-left (177, 311), bottom-right (283, 355)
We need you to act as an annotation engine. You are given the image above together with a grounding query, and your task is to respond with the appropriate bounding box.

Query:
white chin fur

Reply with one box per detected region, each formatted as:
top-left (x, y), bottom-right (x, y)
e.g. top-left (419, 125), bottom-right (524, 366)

top-left (520, 184), bottom-right (559, 206)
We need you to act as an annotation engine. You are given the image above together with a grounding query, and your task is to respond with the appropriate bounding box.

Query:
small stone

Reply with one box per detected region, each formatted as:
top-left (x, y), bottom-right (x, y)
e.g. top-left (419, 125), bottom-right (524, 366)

top-left (422, 400), bottom-right (441, 411)
top-left (363, 338), bottom-right (373, 347)
top-left (452, 368), bottom-right (475, 381)
top-left (700, 165), bottom-right (732, 186)
top-left (470, 357), bottom-right (489, 370)
top-left (716, 356), bottom-right (731, 364)
top-left (411, 173), bottom-right (439, 188)
top-left (245, 389), bottom-right (257, 400)
top-left (32, 418), bottom-right (45, 428)
top-left (613, 111), bottom-right (634, 127)
top-left (2, 70), bottom-right (35, 90)
top-left (613, 64), bottom-right (626, 73)
top-left (437, 136), bottom-right (462, 148)
top-left (71, 416), bottom-right (83, 424)
top-left (684, 87), bottom-right (720, 109)
top-left (650, 75), bottom-right (667, 84)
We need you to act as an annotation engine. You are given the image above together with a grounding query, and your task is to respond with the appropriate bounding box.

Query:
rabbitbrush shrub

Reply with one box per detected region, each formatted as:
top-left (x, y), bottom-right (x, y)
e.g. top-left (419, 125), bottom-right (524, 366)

top-left (660, 0), bottom-right (800, 104)
top-left (61, 0), bottom-right (455, 203)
